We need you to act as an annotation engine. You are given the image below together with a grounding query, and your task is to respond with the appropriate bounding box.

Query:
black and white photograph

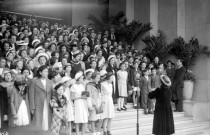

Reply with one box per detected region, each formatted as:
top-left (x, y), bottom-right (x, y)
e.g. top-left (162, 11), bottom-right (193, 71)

top-left (0, 0), bottom-right (210, 135)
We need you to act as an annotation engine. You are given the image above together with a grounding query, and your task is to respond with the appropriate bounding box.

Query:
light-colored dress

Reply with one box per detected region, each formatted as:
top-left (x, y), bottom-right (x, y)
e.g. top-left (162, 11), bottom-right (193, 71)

top-left (86, 82), bottom-right (103, 121)
top-left (41, 79), bottom-right (49, 131)
top-left (117, 70), bottom-right (128, 97)
top-left (15, 100), bottom-right (29, 126)
top-left (101, 81), bottom-right (115, 119)
top-left (71, 83), bottom-right (89, 123)
top-left (63, 87), bottom-right (74, 122)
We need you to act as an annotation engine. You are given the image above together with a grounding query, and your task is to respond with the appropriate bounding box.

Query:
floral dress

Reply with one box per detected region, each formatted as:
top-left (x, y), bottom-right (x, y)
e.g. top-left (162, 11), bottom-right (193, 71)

top-left (50, 95), bottom-right (68, 135)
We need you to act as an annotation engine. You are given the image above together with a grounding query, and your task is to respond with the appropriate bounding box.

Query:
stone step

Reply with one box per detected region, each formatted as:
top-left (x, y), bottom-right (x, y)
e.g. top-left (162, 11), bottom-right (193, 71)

top-left (110, 121), bottom-right (210, 135)
top-left (115, 102), bottom-right (176, 110)
top-left (111, 115), bottom-right (192, 130)
top-left (114, 108), bottom-right (184, 119)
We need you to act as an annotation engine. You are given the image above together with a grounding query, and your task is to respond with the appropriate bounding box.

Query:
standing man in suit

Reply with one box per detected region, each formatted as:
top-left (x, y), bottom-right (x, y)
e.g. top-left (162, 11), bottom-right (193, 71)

top-left (101, 41), bottom-right (109, 60)
top-left (172, 59), bottom-right (186, 112)
top-left (88, 31), bottom-right (96, 52)
top-left (108, 27), bottom-right (116, 42)
top-left (140, 69), bottom-right (151, 114)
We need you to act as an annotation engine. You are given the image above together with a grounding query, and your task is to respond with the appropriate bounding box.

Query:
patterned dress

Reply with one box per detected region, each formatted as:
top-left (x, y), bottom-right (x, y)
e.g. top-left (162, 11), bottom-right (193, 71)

top-left (50, 95), bottom-right (68, 135)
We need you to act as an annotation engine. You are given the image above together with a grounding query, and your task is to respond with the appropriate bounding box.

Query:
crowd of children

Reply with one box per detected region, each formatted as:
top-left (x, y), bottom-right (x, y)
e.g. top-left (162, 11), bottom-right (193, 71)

top-left (0, 14), bottom-right (178, 135)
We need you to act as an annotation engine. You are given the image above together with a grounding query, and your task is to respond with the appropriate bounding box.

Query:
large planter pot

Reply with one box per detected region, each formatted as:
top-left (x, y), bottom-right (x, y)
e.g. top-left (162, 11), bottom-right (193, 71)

top-left (183, 80), bottom-right (194, 100)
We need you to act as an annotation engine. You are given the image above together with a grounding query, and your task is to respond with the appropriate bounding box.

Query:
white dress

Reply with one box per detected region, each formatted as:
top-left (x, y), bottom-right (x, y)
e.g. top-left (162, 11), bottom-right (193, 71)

top-left (117, 70), bottom-right (128, 97)
top-left (71, 83), bottom-right (89, 123)
top-left (41, 79), bottom-right (49, 131)
top-left (101, 81), bottom-right (115, 119)
top-left (63, 87), bottom-right (74, 122)
top-left (15, 100), bottom-right (29, 126)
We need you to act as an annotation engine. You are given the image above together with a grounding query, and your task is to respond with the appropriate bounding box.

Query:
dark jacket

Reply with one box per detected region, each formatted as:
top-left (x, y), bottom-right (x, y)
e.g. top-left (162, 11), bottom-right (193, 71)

top-left (102, 48), bottom-right (109, 60)
top-left (171, 66), bottom-right (186, 100)
top-left (0, 85), bottom-right (9, 130)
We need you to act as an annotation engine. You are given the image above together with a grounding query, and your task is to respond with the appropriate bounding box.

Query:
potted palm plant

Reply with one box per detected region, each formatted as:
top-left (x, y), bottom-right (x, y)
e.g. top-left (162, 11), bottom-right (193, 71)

top-left (170, 37), bottom-right (210, 100)
top-left (142, 31), bottom-right (172, 61)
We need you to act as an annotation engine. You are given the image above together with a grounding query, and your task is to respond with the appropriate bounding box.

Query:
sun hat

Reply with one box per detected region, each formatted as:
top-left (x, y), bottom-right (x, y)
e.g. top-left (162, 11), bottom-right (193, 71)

top-left (32, 39), bottom-right (41, 46)
top-left (61, 76), bottom-right (71, 84)
top-left (74, 71), bottom-right (83, 80)
top-left (160, 75), bottom-right (172, 87)
top-left (84, 69), bottom-right (94, 76)
top-left (108, 55), bottom-right (116, 61)
top-left (36, 53), bottom-right (49, 60)
top-left (16, 40), bottom-right (28, 46)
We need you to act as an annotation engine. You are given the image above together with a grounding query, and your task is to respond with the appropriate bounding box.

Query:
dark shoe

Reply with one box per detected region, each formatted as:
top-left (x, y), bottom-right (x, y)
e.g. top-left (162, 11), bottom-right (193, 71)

top-left (149, 111), bottom-right (154, 114)
top-left (107, 130), bottom-right (112, 135)
top-left (117, 108), bottom-right (121, 111)
top-left (134, 106), bottom-right (137, 109)
top-left (103, 132), bottom-right (108, 135)
top-left (121, 107), bottom-right (127, 111)
top-left (123, 105), bottom-right (127, 110)
top-left (144, 110), bottom-right (148, 115)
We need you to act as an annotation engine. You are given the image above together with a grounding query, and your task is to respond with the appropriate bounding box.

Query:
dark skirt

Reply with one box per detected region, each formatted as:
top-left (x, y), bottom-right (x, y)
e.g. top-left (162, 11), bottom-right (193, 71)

top-left (153, 105), bottom-right (175, 135)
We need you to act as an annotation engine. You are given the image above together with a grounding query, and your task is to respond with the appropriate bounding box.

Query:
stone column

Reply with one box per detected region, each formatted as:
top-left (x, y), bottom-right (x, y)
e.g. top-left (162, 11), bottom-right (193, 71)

top-left (177, 0), bottom-right (185, 38)
top-left (126, 0), bottom-right (134, 23)
top-left (150, 0), bottom-right (158, 36)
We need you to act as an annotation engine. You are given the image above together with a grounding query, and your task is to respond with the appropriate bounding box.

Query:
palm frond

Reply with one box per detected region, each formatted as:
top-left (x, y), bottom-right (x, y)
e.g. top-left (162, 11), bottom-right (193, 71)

top-left (142, 32), bottom-right (169, 60)
top-left (170, 36), bottom-right (210, 69)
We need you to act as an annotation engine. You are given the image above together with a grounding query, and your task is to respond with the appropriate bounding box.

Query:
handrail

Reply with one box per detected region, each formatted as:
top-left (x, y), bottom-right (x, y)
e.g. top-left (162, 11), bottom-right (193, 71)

top-left (1, 10), bottom-right (63, 21)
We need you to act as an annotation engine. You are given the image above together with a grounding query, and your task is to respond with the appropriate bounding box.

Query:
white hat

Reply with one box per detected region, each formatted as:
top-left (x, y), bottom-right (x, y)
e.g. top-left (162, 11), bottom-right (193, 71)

top-left (84, 69), bottom-right (94, 76)
top-left (53, 62), bottom-right (63, 69)
top-left (108, 55), bottom-right (116, 61)
top-left (36, 52), bottom-right (49, 60)
top-left (17, 32), bottom-right (23, 36)
top-left (61, 76), bottom-right (71, 84)
top-left (75, 71), bottom-right (83, 80)
top-left (0, 24), bottom-right (9, 28)
top-left (35, 46), bottom-right (45, 54)
top-left (16, 40), bottom-right (28, 46)
top-left (69, 33), bottom-right (75, 38)
top-left (72, 29), bottom-right (78, 34)
top-left (100, 70), bottom-right (107, 76)
top-left (81, 37), bottom-right (89, 43)
top-left (32, 39), bottom-right (41, 46)
top-left (57, 28), bottom-right (62, 31)
top-left (160, 75), bottom-right (172, 87)
top-left (63, 30), bottom-right (69, 34)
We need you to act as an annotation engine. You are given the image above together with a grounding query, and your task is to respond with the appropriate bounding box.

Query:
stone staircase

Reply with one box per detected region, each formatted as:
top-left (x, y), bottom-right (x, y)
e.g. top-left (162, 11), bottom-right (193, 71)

top-left (109, 103), bottom-right (210, 135)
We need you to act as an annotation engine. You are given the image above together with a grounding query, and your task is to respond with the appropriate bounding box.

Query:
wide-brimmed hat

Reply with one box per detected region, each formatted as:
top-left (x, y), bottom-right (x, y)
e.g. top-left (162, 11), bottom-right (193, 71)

top-left (108, 55), bottom-right (116, 61)
top-left (100, 70), bottom-right (107, 77)
top-left (53, 62), bottom-right (62, 69)
top-left (36, 52), bottom-right (49, 60)
top-left (32, 39), bottom-right (41, 46)
top-left (84, 69), bottom-right (94, 76)
top-left (75, 71), bottom-right (83, 80)
top-left (160, 75), bottom-right (171, 86)
top-left (35, 46), bottom-right (45, 54)
top-left (16, 40), bottom-right (28, 46)
top-left (1, 68), bottom-right (12, 78)
top-left (61, 76), bottom-right (71, 84)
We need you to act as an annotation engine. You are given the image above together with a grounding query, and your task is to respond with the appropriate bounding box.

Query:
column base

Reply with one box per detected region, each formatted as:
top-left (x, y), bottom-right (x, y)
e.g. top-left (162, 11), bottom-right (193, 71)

top-left (183, 100), bottom-right (210, 122)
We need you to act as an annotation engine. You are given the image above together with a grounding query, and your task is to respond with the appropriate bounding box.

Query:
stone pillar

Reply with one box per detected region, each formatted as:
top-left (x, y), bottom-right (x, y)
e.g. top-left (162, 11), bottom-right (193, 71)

top-left (177, 0), bottom-right (185, 38)
top-left (126, 0), bottom-right (134, 23)
top-left (150, 0), bottom-right (158, 36)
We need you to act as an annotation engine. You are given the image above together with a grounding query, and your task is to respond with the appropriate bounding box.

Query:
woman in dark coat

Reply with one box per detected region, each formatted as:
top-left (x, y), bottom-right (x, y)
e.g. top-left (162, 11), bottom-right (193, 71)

top-left (0, 85), bottom-right (9, 133)
top-left (148, 75), bottom-right (175, 135)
